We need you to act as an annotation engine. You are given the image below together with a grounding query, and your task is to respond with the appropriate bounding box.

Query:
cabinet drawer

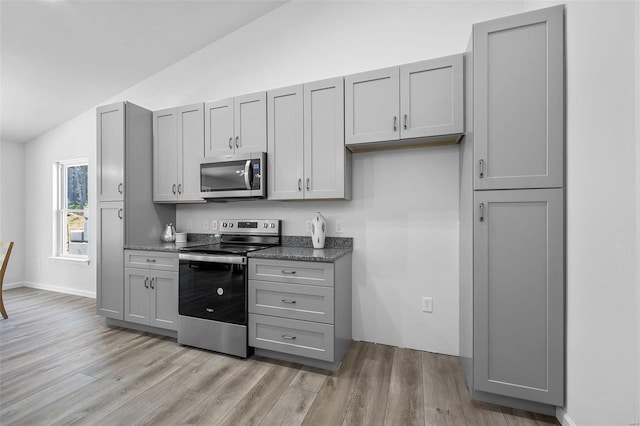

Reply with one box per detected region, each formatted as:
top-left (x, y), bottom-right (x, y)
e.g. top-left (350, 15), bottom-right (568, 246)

top-left (249, 314), bottom-right (334, 362)
top-left (125, 250), bottom-right (178, 271)
top-left (249, 280), bottom-right (334, 324)
top-left (249, 259), bottom-right (334, 287)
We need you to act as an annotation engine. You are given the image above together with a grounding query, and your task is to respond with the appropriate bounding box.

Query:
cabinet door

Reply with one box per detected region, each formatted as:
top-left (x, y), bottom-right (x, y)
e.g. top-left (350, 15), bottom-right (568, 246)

top-left (153, 108), bottom-right (178, 201)
top-left (474, 5), bottom-right (564, 190)
top-left (400, 55), bottom-right (463, 139)
top-left (473, 188), bottom-right (563, 405)
top-left (177, 103), bottom-right (204, 202)
top-left (345, 67), bottom-right (399, 145)
top-left (304, 77), bottom-right (348, 199)
top-left (234, 92), bottom-right (267, 154)
top-left (96, 202), bottom-right (124, 319)
top-left (124, 267), bottom-right (151, 326)
top-left (150, 270), bottom-right (178, 330)
top-left (267, 85), bottom-right (304, 200)
top-left (204, 98), bottom-right (234, 157)
top-left (97, 102), bottom-right (125, 202)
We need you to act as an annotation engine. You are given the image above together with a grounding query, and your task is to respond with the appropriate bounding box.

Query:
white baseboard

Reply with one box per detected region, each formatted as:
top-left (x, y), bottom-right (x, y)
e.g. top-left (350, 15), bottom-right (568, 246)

top-left (556, 407), bottom-right (578, 426)
top-left (3, 281), bottom-right (26, 290)
top-left (16, 281), bottom-right (96, 299)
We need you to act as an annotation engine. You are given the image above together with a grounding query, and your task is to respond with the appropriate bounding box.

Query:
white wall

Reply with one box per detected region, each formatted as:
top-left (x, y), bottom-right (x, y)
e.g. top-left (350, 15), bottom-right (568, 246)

top-left (0, 140), bottom-right (25, 286)
top-left (561, 1), bottom-right (639, 425)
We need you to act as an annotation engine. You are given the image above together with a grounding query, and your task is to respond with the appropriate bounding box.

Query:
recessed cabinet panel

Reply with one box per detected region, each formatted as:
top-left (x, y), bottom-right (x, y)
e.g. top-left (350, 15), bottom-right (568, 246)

top-left (204, 99), bottom-right (234, 157)
top-left (150, 271), bottom-right (178, 330)
top-left (473, 188), bottom-right (563, 405)
top-left (474, 7), bottom-right (564, 190)
top-left (178, 104), bottom-right (204, 201)
top-left (235, 92), bottom-right (267, 154)
top-left (124, 268), bottom-right (150, 325)
top-left (345, 67), bottom-right (399, 145)
top-left (97, 103), bottom-right (125, 202)
top-left (267, 86), bottom-right (304, 200)
top-left (400, 55), bottom-right (463, 139)
top-left (153, 109), bottom-right (178, 201)
top-left (97, 202), bottom-right (124, 319)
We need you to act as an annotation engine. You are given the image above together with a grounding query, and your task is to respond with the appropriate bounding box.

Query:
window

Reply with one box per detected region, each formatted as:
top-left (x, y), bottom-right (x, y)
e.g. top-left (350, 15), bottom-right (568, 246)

top-left (54, 159), bottom-right (88, 260)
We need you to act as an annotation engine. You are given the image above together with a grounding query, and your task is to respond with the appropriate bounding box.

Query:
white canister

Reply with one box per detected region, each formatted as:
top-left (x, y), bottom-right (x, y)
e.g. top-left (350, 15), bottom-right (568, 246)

top-left (310, 212), bottom-right (327, 249)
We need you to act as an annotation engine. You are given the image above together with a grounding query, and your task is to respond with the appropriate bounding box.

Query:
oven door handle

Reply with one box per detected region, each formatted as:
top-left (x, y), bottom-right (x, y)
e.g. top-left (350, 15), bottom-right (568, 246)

top-left (179, 253), bottom-right (246, 264)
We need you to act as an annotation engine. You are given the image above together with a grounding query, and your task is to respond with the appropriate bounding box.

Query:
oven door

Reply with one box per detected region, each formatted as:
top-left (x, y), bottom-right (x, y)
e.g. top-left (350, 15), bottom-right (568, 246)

top-left (199, 152), bottom-right (265, 199)
top-left (178, 253), bottom-right (247, 325)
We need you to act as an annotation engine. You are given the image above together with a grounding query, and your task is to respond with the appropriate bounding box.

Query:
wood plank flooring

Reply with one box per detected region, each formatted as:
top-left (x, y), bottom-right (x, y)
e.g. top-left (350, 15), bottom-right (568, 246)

top-left (0, 288), bottom-right (559, 426)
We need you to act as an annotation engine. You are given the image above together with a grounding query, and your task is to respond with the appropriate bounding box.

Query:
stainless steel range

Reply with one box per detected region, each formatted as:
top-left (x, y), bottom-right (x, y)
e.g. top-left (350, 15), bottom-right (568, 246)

top-left (177, 219), bottom-right (281, 357)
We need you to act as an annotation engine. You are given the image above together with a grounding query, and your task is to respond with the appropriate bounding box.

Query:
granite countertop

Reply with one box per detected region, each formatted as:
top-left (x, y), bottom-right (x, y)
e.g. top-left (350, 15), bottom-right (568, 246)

top-left (247, 246), bottom-right (352, 262)
top-left (124, 241), bottom-right (209, 253)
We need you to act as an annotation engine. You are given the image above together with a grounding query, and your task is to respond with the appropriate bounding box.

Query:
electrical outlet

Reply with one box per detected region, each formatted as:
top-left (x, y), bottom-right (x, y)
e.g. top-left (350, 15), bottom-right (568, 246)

top-left (306, 220), bottom-right (312, 233)
top-left (335, 220), bottom-right (344, 234)
top-left (211, 220), bottom-right (218, 231)
top-left (204, 221), bottom-right (209, 231)
top-left (422, 297), bottom-right (433, 313)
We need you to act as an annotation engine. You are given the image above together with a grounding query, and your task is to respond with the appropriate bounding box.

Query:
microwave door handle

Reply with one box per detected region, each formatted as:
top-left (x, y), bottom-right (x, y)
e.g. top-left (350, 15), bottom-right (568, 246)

top-left (244, 160), bottom-right (251, 190)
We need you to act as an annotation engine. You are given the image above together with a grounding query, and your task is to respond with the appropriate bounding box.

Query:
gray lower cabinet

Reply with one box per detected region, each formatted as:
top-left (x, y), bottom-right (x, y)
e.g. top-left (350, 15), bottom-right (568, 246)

top-left (248, 256), bottom-right (352, 370)
top-left (96, 202), bottom-right (124, 319)
top-left (124, 250), bottom-right (178, 331)
top-left (473, 5), bottom-right (564, 190)
top-left (473, 189), bottom-right (564, 405)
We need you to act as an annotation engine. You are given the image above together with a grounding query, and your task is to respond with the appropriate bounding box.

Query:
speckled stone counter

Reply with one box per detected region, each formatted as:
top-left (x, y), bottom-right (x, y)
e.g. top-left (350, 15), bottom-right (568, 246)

top-left (124, 233), bottom-right (219, 253)
top-left (248, 246), bottom-right (351, 262)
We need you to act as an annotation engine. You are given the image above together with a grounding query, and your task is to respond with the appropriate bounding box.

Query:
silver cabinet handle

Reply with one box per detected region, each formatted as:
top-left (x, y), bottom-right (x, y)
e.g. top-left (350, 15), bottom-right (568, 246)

top-left (282, 299), bottom-right (297, 304)
top-left (177, 184), bottom-right (182, 194)
top-left (306, 178), bottom-right (310, 191)
top-left (393, 115), bottom-right (397, 131)
top-left (298, 178), bottom-right (302, 192)
top-left (281, 270), bottom-right (297, 275)
top-left (150, 277), bottom-right (155, 290)
top-left (244, 160), bottom-right (251, 190)
top-left (146, 259), bottom-right (156, 263)
top-left (479, 159), bottom-right (485, 179)
top-left (228, 137), bottom-right (233, 149)
top-left (172, 184), bottom-right (176, 194)
top-left (404, 114), bottom-right (408, 130)
top-left (479, 203), bottom-right (485, 222)
top-left (117, 182), bottom-right (123, 194)
top-left (282, 334), bottom-right (296, 340)
top-left (144, 277), bottom-right (149, 289)
top-left (235, 136), bottom-right (240, 148)
top-left (117, 208), bottom-right (123, 220)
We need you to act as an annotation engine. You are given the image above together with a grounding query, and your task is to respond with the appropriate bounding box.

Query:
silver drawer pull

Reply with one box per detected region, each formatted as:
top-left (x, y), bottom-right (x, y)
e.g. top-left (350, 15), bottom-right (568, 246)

top-left (281, 299), bottom-right (297, 304)
top-left (281, 270), bottom-right (296, 275)
top-left (146, 259), bottom-right (157, 263)
top-left (282, 334), bottom-right (296, 340)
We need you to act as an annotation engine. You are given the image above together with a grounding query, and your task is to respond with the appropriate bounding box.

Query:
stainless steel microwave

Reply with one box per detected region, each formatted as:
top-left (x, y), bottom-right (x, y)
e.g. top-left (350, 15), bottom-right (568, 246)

top-left (199, 152), bottom-right (266, 200)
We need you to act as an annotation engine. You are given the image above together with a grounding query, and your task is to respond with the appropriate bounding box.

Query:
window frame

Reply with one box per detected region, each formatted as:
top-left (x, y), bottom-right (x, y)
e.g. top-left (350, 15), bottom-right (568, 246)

top-left (52, 158), bottom-right (89, 263)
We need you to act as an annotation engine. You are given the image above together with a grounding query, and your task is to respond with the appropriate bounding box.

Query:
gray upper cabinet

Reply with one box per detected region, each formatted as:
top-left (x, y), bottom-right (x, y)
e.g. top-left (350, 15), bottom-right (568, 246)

top-left (153, 103), bottom-right (204, 202)
top-left (204, 92), bottom-right (267, 158)
top-left (473, 188), bottom-right (564, 405)
top-left (345, 67), bottom-right (399, 146)
top-left (345, 55), bottom-right (464, 151)
top-left (267, 85), bottom-right (304, 200)
top-left (97, 202), bottom-right (124, 319)
top-left (400, 55), bottom-right (464, 139)
top-left (474, 6), bottom-right (564, 190)
top-left (97, 103), bottom-right (125, 201)
top-left (268, 78), bottom-right (351, 201)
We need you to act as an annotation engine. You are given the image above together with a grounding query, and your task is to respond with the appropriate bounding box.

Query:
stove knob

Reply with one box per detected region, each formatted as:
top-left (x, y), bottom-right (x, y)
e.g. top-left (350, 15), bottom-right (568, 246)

top-left (263, 223), bottom-right (268, 228)
top-left (222, 223), bottom-right (227, 228)
top-left (229, 223), bottom-right (234, 227)
top-left (270, 223), bottom-right (276, 228)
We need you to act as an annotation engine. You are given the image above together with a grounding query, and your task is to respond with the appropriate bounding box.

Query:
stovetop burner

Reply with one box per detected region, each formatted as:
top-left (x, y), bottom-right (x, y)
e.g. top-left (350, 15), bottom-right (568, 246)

top-left (180, 219), bottom-right (281, 256)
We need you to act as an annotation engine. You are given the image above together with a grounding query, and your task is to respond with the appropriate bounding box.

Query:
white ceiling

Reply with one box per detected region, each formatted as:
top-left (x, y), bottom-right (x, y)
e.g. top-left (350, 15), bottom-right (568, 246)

top-left (0, 0), bottom-right (286, 143)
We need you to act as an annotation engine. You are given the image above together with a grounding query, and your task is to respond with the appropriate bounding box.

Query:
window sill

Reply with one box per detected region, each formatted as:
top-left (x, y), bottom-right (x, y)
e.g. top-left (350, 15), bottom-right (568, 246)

top-left (49, 256), bottom-right (91, 265)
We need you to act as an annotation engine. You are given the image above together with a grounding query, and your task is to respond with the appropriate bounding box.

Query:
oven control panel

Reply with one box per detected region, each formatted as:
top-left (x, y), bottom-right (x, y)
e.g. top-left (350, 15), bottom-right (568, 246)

top-left (219, 219), bottom-right (280, 235)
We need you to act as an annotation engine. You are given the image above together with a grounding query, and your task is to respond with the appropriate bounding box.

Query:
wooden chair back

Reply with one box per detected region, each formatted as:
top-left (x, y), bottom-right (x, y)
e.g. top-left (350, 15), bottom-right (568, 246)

top-left (1, 241), bottom-right (15, 319)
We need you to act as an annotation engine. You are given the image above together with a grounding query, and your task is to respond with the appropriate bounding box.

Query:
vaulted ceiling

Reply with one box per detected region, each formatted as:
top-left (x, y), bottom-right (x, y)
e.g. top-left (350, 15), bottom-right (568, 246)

top-left (0, 0), bottom-right (286, 143)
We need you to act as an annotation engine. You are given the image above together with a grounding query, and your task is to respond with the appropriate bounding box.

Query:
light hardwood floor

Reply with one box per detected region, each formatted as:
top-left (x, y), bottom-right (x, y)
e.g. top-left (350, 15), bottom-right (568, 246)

top-left (0, 288), bottom-right (559, 426)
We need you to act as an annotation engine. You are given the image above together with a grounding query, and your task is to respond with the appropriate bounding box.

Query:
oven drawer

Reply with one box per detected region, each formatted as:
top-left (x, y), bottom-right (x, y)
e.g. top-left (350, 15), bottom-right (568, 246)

top-left (248, 259), bottom-right (334, 287)
top-left (249, 314), bottom-right (334, 362)
top-left (248, 280), bottom-right (334, 324)
top-left (125, 250), bottom-right (178, 271)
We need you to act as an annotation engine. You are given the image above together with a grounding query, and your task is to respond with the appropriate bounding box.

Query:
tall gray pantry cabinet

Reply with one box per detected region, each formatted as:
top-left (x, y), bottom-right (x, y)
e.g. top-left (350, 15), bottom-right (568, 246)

top-left (96, 102), bottom-right (175, 320)
top-left (459, 5), bottom-right (565, 414)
